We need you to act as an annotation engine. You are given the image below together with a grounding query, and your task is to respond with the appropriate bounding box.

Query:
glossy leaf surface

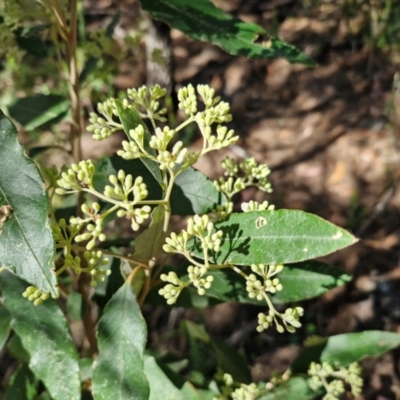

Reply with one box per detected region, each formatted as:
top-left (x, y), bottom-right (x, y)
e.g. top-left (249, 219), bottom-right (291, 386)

top-left (8, 94), bottom-right (69, 130)
top-left (0, 306), bottom-right (11, 350)
top-left (0, 271), bottom-right (80, 400)
top-left (193, 210), bottom-right (357, 265)
top-left (258, 377), bottom-right (318, 400)
top-left (6, 364), bottom-right (38, 400)
top-left (291, 330), bottom-right (400, 374)
top-left (92, 282), bottom-right (149, 400)
top-left (144, 356), bottom-right (186, 400)
top-left (0, 111), bottom-right (57, 296)
top-left (139, 0), bottom-right (314, 66)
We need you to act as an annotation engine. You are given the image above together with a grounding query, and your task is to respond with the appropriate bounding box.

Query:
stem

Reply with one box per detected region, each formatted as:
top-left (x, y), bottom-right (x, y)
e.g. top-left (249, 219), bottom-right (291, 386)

top-left (72, 245), bottom-right (150, 268)
top-left (66, 0), bottom-right (82, 164)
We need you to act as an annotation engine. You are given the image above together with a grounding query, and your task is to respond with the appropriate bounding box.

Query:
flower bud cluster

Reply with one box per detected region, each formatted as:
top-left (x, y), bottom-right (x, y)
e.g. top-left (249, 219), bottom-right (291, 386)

top-left (118, 125), bottom-right (146, 160)
top-left (231, 383), bottom-right (260, 400)
top-left (158, 271), bottom-right (188, 305)
top-left (215, 157), bottom-right (272, 202)
top-left (212, 370), bottom-right (261, 400)
top-left (210, 202), bottom-right (233, 220)
top-left (85, 250), bottom-right (111, 287)
top-left (308, 361), bottom-right (363, 400)
top-left (87, 99), bottom-right (121, 140)
top-left (22, 286), bottom-right (51, 306)
top-left (160, 215), bottom-right (223, 303)
top-left (163, 215), bottom-right (222, 255)
top-left (56, 160), bottom-right (95, 194)
top-left (187, 265), bottom-right (214, 295)
top-left (125, 84), bottom-right (167, 121)
top-left (257, 306), bottom-right (304, 334)
top-left (241, 200), bottom-right (275, 212)
top-left (177, 84), bottom-right (197, 115)
top-left (52, 218), bottom-right (80, 247)
top-left (73, 218), bottom-right (104, 251)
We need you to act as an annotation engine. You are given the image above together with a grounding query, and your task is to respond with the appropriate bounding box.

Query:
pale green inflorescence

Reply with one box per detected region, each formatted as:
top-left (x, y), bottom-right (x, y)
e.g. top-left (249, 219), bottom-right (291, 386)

top-left (54, 84), bottom-right (296, 334)
top-left (213, 370), bottom-right (261, 400)
top-left (308, 361), bottom-right (363, 400)
top-left (22, 286), bottom-right (50, 306)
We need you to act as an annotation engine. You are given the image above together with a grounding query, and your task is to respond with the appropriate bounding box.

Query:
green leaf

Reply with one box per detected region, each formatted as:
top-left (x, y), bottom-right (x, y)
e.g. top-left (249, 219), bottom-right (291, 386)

top-left (79, 358), bottom-right (93, 382)
top-left (144, 355), bottom-right (186, 400)
top-left (139, 0), bottom-right (314, 66)
top-left (7, 94), bottom-right (69, 130)
top-left (258, 377), bottom-right (318, 400)
top-left (94, 155), bottom-right (226, 215)
top-left (92, 282), bottom-right (149, 400)
top-left (291, 331), bottom-right (400, 374)
top-left (274, 261), bottom-right (351, 303)
top-left (0, 271), bottom-right (81, 400)
top-left (183, 320), bottom-right (251, 383)
top-left (180, 382), bottom-right (215, 400)
top-left (133, 205), bottom-right (166, 263)
top-left (121, 205), bottom-right (166, 295)
top-left (8, 334), bottom-right (30, 363)
top-left (66, 292), bottom-right (83, 321)
top-left (6, 364), bottom-right (38, 400)
top-left (170, 166), bottom-right (227, 215)
top-left (16, 26), bottom-right (49, 57)
top-left (193, 210), bottom-right (357, 265)
top-left (94, 256), bottom-right (125, 310)
top-left (0, 306), bottom-right (11, 350)
top-left (210, 338), bottom-right (251, 383)
top-left (115, 100), bottom-right (163, 184)
top-left (0, 111), bottom-right (57, 296)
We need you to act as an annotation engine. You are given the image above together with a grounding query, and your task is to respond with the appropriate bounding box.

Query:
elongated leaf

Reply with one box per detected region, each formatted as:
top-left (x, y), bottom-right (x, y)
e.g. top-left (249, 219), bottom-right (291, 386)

top-left (0, 271), bottom-right (80, 400)
top-left (192, 210), bottom-right (357, 265)
top-left (183, 320), bottom-right (250, 383)
top-left (258, 377), bottom-right (318, 400)
top-left (211, 338), bottom-right (251, 383)
top-left (180, 382), bottom-right (215, 400)
top-left (16, 26), bottom-right (49, 57)
top-left (0, 306), bottom-right (11, 350)
top-left (115, 100), bottom-right (163, 184)
top-left (139, 0), bottom-right (314, 66)
top-left (274, 261), bottom-right (352, 303)
top-left (6, 364), bottom-right (38, 400)
top-left (133, 205), bottom-right (166, 263)
top-left (92, 282), bottom-right (149, 400)
top-left (8, 94), bottom-right (69, 130)
top-left (170, 166), bottom-right (226, 215)
top-left (0, 112), bottom-right (57, 296)
top-left (8, 334), bottom-right (30, 363)
top-left (144, 356), bottom-right (186, 400)
top-left (94, 155), bottom-right (226, 215)
top-left (291, 331), bottom-right (400, 374)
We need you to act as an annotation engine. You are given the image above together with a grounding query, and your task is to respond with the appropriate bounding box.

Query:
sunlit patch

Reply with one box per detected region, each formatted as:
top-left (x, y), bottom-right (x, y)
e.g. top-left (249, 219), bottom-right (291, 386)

top-left (303, 247), bottom-right (308, 252)
top-left (255, 216), bottom-right (267, 229)
top-left (332, 231), bottom-right (343, 239)
top-left (0, 205), bottom-right (12, 235)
